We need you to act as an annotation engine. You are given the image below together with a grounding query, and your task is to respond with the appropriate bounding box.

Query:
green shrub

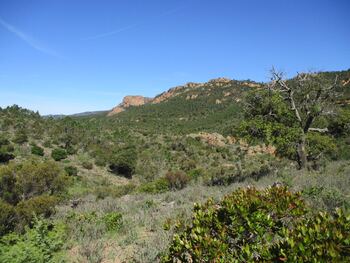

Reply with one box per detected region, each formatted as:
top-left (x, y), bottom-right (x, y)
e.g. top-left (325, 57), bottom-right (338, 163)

top-left (335, 137), bottom-right (350, 160)
top-left (0, 160), bottom-right (68, 205)
top-left (0, 200), bottom-right (16, 236)
top-left (138, 178), bottom-right (169, 194)
top-left (64, 166), bottom-right (78, 176)
top-left (43, 140), bottom-right (51, 148)
top-left (109, 148), bottom-right (137, 179)
top-left (15, 195), bottom-right (59, 229)
top-left (94, 157), bottom-right (107, 167)
top-left (303, 186), bottom-right (350, 212)
top-left (0, 160), bottom-right (69, 233)
top-left (13, 129), bottom-right (28, 144)
top-left (0, 217), bottom-right (66, 263)
top-left (0, 164), bottom-right (19, 205)
top-left (187, 168), bottom-right (204, 181)
top-left (328, 108), bottom-right (350, 137)
top-left (94, 183), bottom-right (136, 199)
top-left (102, 212), bottom-right (123, 232)
top-left (162, 186), bottom-right (350, 262)
top-left (31, 145), bottom-right (44, 156)
top-left (180, 159), bottom-right (196, 172)
top-left (238, 118), bottom-right (301, 160)
top-left (0, 136), bottom-right (15, 163)
top-left (66, 146), bottom-right (76, 155)
top-left (51, 148), bottom-right (67, 161)
top-left (306, 132), bottom-right (336, 160)
top-left (15, 161), bottom-right (69, 200)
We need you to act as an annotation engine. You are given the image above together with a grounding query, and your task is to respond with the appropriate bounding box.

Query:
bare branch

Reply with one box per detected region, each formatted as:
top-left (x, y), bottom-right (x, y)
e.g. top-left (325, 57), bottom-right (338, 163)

top-left (308, 127), bottom-right (329, 133)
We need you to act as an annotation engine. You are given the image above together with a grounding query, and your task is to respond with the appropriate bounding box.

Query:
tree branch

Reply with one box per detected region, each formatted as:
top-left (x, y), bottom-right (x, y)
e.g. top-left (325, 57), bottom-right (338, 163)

top-left (308, 127), bottom-right (329, 133)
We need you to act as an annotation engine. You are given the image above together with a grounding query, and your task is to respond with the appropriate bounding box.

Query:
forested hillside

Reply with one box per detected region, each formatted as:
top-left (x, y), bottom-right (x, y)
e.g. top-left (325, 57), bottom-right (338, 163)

top-left (0, 69), bottom-right (350, 262)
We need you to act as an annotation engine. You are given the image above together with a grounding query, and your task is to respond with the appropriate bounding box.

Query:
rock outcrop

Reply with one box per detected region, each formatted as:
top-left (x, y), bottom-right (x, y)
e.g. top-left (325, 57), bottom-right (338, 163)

top-left (187, 132), bottom-right (227, 147)
top-left (107, 96), bottom-right (151, 116)
top-left (107, 77), bottom-right (261, 116)
top-left (152, 82), bottom-right (201, 104)
top-left (208, 77), bottom-right (232, 85)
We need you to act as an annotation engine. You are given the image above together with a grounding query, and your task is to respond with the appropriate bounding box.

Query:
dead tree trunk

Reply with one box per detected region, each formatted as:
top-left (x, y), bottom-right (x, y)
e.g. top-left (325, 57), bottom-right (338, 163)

top-left (297, 132), bottom-right (307, 169)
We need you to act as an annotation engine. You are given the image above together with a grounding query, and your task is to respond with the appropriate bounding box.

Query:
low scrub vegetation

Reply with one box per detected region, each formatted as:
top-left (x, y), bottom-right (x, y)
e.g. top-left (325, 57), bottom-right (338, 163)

top-left (0, 160), bottom-right (70, 234)
top-left (0, 69), bottom-right (349, 262)
top-left (163, 186), bottom-right (350, 262)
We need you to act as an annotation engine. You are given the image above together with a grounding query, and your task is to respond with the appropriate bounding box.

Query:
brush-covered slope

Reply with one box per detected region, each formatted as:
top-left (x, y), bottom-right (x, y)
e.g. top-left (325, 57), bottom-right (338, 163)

top-left (0, 69), bottom-right (350, 263)
top-left (107, 69), bottom-right (350, 135)
top-left (108, 78), bottom-right (263, 134)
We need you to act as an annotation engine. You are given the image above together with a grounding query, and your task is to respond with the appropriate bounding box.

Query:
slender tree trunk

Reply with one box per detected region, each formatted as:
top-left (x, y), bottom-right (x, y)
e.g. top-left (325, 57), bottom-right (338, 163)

top-left (297, 132), bottom-right (307, 169)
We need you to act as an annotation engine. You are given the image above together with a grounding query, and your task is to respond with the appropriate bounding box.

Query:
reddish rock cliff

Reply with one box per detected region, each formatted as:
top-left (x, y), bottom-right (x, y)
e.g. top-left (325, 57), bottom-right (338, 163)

top-left (107, 96), bottom-right (151, 116)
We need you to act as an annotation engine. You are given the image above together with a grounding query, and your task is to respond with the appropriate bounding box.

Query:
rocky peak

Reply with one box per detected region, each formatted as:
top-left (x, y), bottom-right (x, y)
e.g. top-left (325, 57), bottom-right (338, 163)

top-left (107, 77), bottom-right (258, 116)
top-left (151, 82), bottom-right (201, 104)
top-left (208, 77), bottom-right (232, 84)
top-left (107, 96), bottom-right (151, 116)
top-left (122, 96), bottom-right (151, 107)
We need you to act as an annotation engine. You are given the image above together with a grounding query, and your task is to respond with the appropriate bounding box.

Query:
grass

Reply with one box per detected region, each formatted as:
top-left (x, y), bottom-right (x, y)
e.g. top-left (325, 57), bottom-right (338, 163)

top-left (50, 159), bottom-right (350, 262)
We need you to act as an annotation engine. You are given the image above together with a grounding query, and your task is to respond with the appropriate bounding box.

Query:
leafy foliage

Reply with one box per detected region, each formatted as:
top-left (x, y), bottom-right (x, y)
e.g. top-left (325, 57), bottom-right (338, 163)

top-left (0, 217), bottom-right (66, 263)
top-left (138, 178), bottom-right (170, 194)
top-left (15, 196), bottom-right (59, 229)
top-left (0, 200), bottom-right (16, 236)
top-left (51, 148), bottom-right (67, 161)
top-left (13, 129), bottom-right (28, 144)
top-left (238, 70), bottom-right (347, 167)
top-left (31, 144), bottom-right (44, 156)
top-left (102, 212), bottom-right (123, 232)
top-left (163, 186), bottom-right (350, 262)
top-left (64, 165), bottom-right (78, 176)
top-left (0, 160), bottom-right (69, 235)
top-left (0, 136), bottom-right (15, 163)
top-left (109, 147), bottom-right (137, 178)
top-left (0, 70), bottom-right (349, 261)
top-left (328, 107), bottom-right (350, 137)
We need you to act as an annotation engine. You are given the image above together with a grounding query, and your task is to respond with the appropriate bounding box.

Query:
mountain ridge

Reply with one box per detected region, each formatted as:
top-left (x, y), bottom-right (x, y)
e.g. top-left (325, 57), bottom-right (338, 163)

top-left (107, 77), bottom-right (262, 116)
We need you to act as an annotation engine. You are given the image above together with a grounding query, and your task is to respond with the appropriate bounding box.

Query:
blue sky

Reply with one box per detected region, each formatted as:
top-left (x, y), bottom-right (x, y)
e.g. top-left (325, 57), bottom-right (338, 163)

top-left (0, 0), bottom-right (349, 115)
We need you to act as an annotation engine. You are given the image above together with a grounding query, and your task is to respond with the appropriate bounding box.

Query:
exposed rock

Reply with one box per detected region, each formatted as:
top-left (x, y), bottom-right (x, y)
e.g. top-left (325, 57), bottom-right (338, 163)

top-left (222, 163), bottom-right (235, 168)
top-left (184, 82), bottom-right (201, 89)
top-left (342, 78), bottom-right (350, 86)
top-left (208, 77), bottom-right (232, 85)
top-left (107, 77), bottom-right (256, 116)
top-left (152, 82), bottom-right (201, 104)
top-left (242, 82), bottom-right (262, 88)
top-left (108, 96), bottom-right (151, 116)
top-left (186, 94), bottom-right (198, 100)
top-left (188, 132), bottom-right (227, 147)
top-left (226, 136), bottom-right (237, 144)
top-left (238, 141), bottom-right (276, 156)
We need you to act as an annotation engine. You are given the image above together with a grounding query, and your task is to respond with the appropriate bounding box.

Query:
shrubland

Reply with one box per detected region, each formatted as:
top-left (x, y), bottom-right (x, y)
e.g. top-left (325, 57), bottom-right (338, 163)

top-left (0, 69), bottom-right (349, 262)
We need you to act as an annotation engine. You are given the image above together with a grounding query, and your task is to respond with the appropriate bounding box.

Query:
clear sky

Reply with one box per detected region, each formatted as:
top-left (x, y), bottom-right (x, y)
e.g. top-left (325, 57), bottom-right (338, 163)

top-left (0, 0), bottom-right (349, 115)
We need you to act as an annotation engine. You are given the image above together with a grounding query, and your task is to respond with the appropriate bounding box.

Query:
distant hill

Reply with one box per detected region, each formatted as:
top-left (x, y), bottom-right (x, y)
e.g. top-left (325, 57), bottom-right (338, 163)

top-left (107, 77), bottom-right (262, 116)
top-left (105, 77), bottom-right (264, 134)
top-left (43, 110), bottom-right (108, 119)
top-left (71, 110), bottom-right (108, 117)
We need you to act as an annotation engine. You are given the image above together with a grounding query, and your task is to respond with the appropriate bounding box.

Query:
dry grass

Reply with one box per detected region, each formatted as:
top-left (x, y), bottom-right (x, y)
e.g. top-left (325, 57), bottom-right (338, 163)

top-left (53, 160), bottom-right (350, 262)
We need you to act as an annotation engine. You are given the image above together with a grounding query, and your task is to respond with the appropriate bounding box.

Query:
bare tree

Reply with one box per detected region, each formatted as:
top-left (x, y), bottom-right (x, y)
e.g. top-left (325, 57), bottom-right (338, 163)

top-left (270, 68), bottom-right (338, 169)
